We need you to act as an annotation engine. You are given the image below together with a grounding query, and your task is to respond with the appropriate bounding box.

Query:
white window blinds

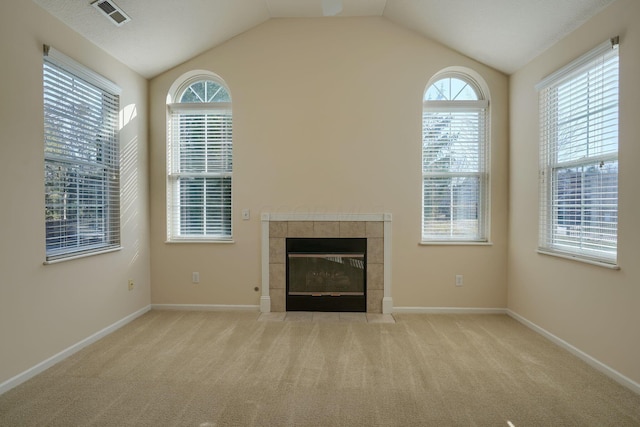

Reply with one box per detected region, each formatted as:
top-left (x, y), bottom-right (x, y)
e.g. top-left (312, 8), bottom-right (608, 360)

top-left (422, 96), bottom-right (489, 242)
top-left (167, 80), bottom-right (233, 241)
top-left (537, 38), bottom-right (619, 265)
top-left (43, 46), bottom-right (121, 261)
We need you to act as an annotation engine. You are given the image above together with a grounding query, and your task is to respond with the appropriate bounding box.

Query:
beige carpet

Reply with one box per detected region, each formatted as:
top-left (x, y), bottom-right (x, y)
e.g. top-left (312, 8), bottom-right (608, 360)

top-left (1, 310), bottom-right (639, 426)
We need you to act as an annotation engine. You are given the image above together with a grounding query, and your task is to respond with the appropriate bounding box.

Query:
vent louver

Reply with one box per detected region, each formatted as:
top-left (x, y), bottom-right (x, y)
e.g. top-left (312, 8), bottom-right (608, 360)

top-left (92, 0), bottom-right (131, 26)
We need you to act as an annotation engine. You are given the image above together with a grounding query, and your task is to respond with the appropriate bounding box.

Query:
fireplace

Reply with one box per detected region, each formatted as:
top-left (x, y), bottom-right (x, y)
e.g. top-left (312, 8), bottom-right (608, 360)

top-left (260, 213), bottom-right (393, 314)
top-left (286, 238), bottom-right (366, 312)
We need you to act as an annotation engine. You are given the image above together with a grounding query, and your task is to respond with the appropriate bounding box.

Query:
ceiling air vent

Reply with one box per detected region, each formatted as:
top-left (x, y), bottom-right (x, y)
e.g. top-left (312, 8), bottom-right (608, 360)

top-left (91, 0), bottom-right (131, 26)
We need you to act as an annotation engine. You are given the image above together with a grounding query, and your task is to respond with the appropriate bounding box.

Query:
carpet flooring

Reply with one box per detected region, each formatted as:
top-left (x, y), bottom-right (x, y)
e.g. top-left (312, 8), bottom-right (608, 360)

top-left (0, 310), bottom-right (639, 426)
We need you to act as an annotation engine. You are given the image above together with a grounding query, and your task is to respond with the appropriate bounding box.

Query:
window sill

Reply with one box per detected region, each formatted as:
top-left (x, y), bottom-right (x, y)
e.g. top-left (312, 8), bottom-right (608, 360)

top-left (166, 239), bottom-right (235, 244)
top-left (537, 249), bottom-right (619, 270)
top-left (419, 241), bottom-right (493, 246)
top-left (43, 246), bottom-right (122, 265)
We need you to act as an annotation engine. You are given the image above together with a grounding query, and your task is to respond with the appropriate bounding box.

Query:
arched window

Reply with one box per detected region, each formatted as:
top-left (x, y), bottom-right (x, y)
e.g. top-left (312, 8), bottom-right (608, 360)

top-left (167, 74), bottom-right (233, 241)
top-left (422, 72), bottom-right (489, 242)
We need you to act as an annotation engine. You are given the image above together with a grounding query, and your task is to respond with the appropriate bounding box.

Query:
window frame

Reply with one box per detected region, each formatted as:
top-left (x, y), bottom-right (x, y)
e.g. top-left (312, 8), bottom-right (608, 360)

top-left (536, 38), bottom-right (619, 268)
top-left (43, 45), bottom-right (122, 263)
top-left (421, 71), bottom-right (490, 244)
top-left (166, 73), bottom-right (233, 243)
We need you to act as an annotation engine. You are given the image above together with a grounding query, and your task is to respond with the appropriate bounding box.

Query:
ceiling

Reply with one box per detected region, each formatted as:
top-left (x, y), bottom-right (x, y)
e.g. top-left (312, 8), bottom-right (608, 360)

top-left (34, 0), bottom-right (617, 79)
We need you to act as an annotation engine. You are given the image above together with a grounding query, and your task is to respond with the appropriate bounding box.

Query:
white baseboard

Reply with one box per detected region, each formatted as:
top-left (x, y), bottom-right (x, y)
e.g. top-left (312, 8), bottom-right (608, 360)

top-left (151, 304), bottom-right (260, 311)
top-left (0, 305), bottom-right (151, 396)
top-left (393, 306), bottom-right (508, 314)
top-left (507, 309), bottom-right (640, 396)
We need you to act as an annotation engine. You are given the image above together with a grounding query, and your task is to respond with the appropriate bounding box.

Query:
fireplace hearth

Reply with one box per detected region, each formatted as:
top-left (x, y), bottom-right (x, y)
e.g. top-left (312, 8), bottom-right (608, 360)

top-left (286, 238), bottom-right (366, 312)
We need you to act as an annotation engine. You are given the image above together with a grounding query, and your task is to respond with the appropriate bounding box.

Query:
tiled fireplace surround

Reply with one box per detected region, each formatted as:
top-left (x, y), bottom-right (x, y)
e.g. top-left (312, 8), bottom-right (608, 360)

top-left (260, 213), bottom-right (393, 314)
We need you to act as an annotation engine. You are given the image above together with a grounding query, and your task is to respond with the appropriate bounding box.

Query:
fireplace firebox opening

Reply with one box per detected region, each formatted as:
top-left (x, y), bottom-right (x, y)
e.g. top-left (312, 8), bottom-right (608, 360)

top-left (286, 238), bottom-right (366, 312)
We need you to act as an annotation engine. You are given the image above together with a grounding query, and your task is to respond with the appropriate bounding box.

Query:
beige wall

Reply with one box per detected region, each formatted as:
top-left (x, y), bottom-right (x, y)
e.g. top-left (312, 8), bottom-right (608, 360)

top-left (149, 18), bottom-right (509, 309)
top-left (0, 0), bottom-right (150, 385)
top-left (1, 0), bottom-right (637, 398)
top-left (509, 0), bottom-right (640, 385)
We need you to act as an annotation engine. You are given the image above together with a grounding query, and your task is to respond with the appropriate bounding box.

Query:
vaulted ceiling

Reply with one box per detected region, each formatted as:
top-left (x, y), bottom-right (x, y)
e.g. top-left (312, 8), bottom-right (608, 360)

top-left (34, 0), bottom-right (616, 79)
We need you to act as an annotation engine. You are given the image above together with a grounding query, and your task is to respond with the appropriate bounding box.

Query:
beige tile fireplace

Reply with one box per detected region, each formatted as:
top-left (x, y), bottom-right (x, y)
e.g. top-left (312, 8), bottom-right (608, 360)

top-left (261, 213), bottom-right (392, 314)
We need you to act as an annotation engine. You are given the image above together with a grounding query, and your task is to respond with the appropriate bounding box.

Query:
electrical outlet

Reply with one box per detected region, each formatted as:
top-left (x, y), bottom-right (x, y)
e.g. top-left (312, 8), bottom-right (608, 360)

top-left (455, 275), bottom-right (463, 287)
top-left (128, 279), bottom-right (134, 291)
top-left (192, 272), bottom-right (200, 284)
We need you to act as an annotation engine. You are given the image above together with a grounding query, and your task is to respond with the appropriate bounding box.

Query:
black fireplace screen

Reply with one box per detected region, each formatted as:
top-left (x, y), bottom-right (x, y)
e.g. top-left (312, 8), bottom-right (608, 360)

top-left (286, 238), bottom-right (366, 296)
top-left (288, 254), bottom-right (364, 295)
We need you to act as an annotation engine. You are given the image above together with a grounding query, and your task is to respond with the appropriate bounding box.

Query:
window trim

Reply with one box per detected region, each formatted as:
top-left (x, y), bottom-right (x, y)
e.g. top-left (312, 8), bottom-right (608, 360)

top-left (166, 72), bottom-right (233, 243)
top-left (421, 70), bottom-right (491, 244)
top-left (43, 45), bottom-right (122, 263)
top-left (43, 247), bottom-right (122, 265)
top-left (44, 45), bottom-right (121, 95)
top-left (536, 37), bottom-right (619, 267)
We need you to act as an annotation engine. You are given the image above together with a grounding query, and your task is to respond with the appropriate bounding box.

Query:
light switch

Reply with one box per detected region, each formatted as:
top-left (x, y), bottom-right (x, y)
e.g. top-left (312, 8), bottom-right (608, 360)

top-left (242, 209), bottom-right (250, 220)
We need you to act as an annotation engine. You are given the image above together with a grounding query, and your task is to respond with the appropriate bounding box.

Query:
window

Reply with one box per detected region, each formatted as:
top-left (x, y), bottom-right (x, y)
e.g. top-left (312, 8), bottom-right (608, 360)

top-left (43, 46), bottom-right (121, 262)
top-left (422, 73), bottom-right (489, 242)
top-left (167, 75), bottom-right (233, 241)
top-left (537, 38), bottom-right (619, 265)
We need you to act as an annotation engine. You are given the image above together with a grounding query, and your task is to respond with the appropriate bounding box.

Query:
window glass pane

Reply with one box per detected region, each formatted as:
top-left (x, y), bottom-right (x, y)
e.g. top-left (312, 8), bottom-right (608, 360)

top-left (555, 56), bottom-right (619, 164)
top-left (176, 177), bottom-right (232, 236)
top-left (206, 81), bottom-right (231, 102)
top-left (180, 80), bottom-right (231, 103)
top-left (178, 113), bottom-right (206, 172)
top-left (423, 111), bottom-right (482, 173)
top-left (180, 81), bottom-right (206, 103)
top-left (551, 161), bottom-right (617, 255)
top-left (424, 77), bottom-right (478, 101)
top-left (205, 177), bottom-right (232, 235)
top-left (423, 176), bottom-right (480, 239)
top-left (179, 177), bottom-right (205, 235)
top-left (206, 114), bottom-right (233, 172)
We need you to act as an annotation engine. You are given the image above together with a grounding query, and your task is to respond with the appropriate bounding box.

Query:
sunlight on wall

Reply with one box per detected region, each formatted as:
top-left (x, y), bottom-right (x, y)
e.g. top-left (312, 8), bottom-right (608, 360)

top-left (121, 127), bottom-right (139, 267)
top-left (120, 136), bottom-right (140, 264)
top-left (119, 103), bottom-right (137, 130)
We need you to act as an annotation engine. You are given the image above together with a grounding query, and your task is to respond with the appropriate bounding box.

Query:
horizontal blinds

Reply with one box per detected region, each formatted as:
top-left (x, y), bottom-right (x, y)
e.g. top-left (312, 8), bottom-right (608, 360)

top-left (44, 45), bottom-right (121, 95)
top-left (422, 103), bottom-right (487, 241)
top-left (168, 106), bottom-right (233, 240)
top-left (422, 108), bottom-right (485, 174)
top-left (172, 176), bottom-right (232, 237)
top-left (538, 38), bottom-right (619, 263)
top-left (423, 176), bottom-right (482, 239)
top-left (44, 54), bottom-right (120, 261)
top-left (535, 38), bottom-right (618, 92)
top-left (172, 111), bottom-right (232, 174)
